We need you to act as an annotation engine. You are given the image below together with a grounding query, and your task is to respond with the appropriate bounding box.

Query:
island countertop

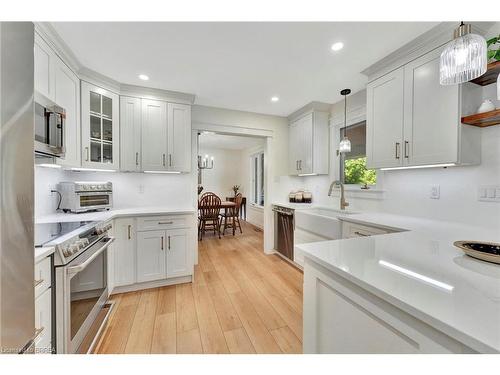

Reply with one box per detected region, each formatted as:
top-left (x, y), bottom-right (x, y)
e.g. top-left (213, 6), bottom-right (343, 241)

top-left (296, 212), bottom-right (500, 353)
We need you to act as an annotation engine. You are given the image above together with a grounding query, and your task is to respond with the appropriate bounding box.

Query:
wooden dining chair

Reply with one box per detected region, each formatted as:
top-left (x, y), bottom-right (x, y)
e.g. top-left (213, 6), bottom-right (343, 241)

top-left (198, 193), bottom-right (222, 240)
top-left (220, 193), bottom-right (243, 236)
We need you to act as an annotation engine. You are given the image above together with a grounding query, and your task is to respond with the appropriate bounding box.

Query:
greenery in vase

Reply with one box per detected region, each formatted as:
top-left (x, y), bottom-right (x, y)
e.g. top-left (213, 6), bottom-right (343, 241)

top-left (232, 185), bottom-right (240, 196)
top-left (487, 35), bottom-right (500, 62)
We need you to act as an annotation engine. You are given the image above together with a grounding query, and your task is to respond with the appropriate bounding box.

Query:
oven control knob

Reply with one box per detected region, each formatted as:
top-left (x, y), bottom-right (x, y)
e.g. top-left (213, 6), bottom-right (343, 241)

top-left (76, 239), bottom-right (86, 249)
top-left (61, 245), bottom-right (70, 257)
top-left (69, 243), bottom-right (79, 254)
top-left (81, 238), bottom-right (89, 247)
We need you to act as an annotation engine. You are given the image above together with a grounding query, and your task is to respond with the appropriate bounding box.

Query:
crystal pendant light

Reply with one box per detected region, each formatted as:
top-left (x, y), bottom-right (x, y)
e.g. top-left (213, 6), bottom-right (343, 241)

top-left (338, 88), bottom-right (351, 153)
top-left (440, 22), bottom-right (487, 85)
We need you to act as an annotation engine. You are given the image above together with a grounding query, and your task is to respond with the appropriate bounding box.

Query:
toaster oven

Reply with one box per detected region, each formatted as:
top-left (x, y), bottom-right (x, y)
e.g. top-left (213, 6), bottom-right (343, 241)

top-left (58, 182), bottom-right (113, 213)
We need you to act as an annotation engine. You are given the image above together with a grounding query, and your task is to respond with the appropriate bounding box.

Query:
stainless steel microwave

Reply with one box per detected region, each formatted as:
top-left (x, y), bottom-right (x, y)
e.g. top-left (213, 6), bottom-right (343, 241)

top-left (34, 94), bottom-right (66, 158)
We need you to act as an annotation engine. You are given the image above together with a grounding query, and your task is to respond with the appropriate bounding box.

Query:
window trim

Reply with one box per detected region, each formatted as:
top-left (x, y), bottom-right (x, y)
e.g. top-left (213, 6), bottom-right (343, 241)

top-left (250, 151), bottom-right (265, 207)
top-left (338, 121), bottom-right (378, 189)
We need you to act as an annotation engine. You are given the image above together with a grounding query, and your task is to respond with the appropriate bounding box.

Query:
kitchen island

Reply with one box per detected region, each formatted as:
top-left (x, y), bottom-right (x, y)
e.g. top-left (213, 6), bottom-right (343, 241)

top-left (297, 212), bottom-right (500, 354)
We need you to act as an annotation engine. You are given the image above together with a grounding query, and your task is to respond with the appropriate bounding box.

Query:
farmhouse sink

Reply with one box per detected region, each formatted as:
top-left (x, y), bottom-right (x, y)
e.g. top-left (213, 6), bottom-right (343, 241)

top-left (294, 206), bottom-right (354, 241)
top-left (304, 207), bottom-right (358, 218)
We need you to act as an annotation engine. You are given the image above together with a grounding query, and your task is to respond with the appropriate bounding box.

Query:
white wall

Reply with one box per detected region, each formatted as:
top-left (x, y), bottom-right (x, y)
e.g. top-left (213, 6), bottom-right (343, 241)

top-left (35, 167), bottom-right (193, 218)
top-left (198, 147), bottom-right (243, 198)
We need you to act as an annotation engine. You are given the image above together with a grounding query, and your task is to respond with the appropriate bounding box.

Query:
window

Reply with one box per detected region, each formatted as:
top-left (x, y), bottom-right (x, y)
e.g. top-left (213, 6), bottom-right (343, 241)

top-left (251, 152), bottom-right (265, 206)
top-left (340, 121), bottom-right (376, 186)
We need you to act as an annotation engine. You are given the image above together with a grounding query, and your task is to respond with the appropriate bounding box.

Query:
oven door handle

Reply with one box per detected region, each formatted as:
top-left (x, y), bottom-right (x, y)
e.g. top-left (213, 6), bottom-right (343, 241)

top-left (67, 237), bottom-right (115, 277)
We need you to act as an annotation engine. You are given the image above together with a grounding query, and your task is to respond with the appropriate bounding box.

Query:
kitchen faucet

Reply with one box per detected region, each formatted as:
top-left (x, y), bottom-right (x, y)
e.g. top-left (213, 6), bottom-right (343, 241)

top-left (328, 180), bottom-right (349, 210)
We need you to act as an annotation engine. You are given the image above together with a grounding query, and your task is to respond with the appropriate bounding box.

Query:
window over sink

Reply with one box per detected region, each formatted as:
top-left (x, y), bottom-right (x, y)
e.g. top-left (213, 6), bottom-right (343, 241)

top-left (340, 121), bottom-right (377, 186)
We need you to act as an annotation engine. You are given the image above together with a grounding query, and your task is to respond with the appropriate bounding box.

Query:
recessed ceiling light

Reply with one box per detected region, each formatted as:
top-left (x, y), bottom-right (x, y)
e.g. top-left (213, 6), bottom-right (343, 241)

top-left (271, 96), bottom-right (279, 102)
top-left (138, 74), bottom-right (149, 81)
top-left (331, 42), bottom-right (344, 52)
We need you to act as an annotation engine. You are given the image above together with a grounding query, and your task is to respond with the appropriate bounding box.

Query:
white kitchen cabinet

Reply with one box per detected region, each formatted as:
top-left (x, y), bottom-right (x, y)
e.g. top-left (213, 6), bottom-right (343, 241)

top-left (303, 258), bottom-right (474, 353)
top-left (166, 228), bottom-right (190, 278)
top-left (34, 33), bottom-right (56, 102)
top-left (140, 100), bottom-right (191, 172)
top-left (54, 59), bottom-right (81, 167)
top-left (167, 103), bottom-right (191, 172)
top-left (366, 67), bottom-right (405, 169)
top-left (141, 99), bottom-right (168, 171)
top-left (120, 96), bottom-right (142, 172)
top-left (288, 110), bottom-right (329, 176)
top-left (403, 47), bottom-right (460, 166)
top-left (136, 230), bottom-right (167, 283)
top-left (81, 81), bottom-right (120, 170)
top-left (113, 218), bottom-right (136, 287)
top-left (366, 45), bottom-right (480, 169)
top-left (34, 33), bottom-right (81, 168)
top-left (35, 288), bottom-right (52, 354)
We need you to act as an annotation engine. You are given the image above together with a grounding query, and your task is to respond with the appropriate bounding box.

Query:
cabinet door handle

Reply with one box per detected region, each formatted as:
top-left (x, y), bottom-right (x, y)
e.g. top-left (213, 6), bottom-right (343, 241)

top-left (404, 141), bottom-right (409, 159)
top-left (296, 161), bottom-right (299, 171)
top-left (162, 154), bottom-right (166, 167)
top-left (158, 221), bottom-right (173, 225)
top-left (161, 236), bottom-right (164, 251)
top-left (354, 231), bottom-right (369, 237)
top-left (135, 152), bottom-right (139, 166)
top-left (127, 225), bottom-right (131, 240)
top-left (395, 142), bottom-right (400, 159)
top-left (169, 154), bottom-right (172, 167)
top-left (168, 236), bottom-right (171, 250)
top-left (85, 147), bottom-right (89, 162)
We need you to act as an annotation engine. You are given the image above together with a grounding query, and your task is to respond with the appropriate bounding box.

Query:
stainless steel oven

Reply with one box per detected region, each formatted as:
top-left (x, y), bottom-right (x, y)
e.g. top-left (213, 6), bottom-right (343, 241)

top-left (54, 226), bottom-right (114, 353)
top-left (34, 93), bottom-right (65, 158)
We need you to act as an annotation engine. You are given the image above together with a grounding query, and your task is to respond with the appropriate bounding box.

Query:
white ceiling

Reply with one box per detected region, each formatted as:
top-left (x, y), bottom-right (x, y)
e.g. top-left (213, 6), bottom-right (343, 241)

top-left (199, 133), bottom-right (264, 150)
top-left (51, 22), bottom-right (438, 116)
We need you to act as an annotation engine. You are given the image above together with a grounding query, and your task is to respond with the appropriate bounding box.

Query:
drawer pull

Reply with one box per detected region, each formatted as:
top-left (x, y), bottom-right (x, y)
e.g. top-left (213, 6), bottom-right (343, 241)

top-left (354, 231), bottom-right (369, 237)
top-left (128, 224), bottom-right (131, 240)
top-left (161, 236), bottom-right (164, 251)
top-left (168, 236), bottom-right (171, 250)
top-left (158, 221), bottom-right (174, 225)
top-left (34, 279), bottom-right (44, 288)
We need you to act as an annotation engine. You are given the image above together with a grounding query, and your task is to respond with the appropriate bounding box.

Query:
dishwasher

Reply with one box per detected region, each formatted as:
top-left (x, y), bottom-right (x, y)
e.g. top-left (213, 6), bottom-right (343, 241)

top-left (273, 205), bottom-right (295, 261)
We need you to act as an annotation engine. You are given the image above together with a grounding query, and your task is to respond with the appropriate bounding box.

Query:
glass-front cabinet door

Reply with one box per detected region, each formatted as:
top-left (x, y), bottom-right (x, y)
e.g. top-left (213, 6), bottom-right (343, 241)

top-left (81, 82), bottom-right (119, 169)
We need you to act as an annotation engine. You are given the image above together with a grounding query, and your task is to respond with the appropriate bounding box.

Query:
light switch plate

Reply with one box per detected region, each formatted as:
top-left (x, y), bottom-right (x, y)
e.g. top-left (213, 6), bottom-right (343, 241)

top-left (430, 185), bottom-right (440, 199)
top-left (478, 185), bottom-right (500, 202)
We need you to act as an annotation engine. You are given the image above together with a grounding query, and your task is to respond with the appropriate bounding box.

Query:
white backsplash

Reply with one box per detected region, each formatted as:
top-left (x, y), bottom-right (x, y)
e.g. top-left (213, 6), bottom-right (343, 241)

top-left (35, 167), bottom-right (193, 218)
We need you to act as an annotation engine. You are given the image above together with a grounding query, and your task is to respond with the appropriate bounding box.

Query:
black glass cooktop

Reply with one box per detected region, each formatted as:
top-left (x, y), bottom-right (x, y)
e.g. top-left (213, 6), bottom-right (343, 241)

top-left (35, 221), bottom-right (95, 247)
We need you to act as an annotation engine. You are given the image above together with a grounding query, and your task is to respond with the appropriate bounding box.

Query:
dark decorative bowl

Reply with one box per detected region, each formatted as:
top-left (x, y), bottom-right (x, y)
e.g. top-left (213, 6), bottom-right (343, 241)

top-left (454, 241), bottom-right (500, 264)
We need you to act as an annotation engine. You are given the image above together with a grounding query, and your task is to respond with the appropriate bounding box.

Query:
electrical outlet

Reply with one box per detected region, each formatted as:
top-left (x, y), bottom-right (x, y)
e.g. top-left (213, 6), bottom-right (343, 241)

top-left (430, 185), bottom-right (440, 199)
top-left (478, 185), bottom-right (500, 202)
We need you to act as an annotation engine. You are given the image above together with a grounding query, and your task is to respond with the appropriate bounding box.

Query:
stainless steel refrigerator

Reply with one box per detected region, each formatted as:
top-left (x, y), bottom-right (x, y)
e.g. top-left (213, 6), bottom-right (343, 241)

top-left (0, 22), bottom-right (35, 354)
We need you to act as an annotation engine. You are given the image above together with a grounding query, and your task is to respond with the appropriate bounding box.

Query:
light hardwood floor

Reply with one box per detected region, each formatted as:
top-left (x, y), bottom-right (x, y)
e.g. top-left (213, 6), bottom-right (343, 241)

top-left (94, 221), bottom-right (304, 354)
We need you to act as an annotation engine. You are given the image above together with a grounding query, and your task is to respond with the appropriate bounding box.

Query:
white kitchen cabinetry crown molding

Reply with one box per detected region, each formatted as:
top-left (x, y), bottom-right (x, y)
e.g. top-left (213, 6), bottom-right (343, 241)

top-left (34, 22), bottom-right (196, 103)
top-left (362, 22), bottom-right (494, 82)
top-left (287, 101), bottom-right (332, 123)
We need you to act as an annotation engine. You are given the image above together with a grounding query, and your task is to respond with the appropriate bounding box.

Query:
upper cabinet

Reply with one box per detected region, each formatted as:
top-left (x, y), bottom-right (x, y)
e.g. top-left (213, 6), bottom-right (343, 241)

top-left (123, 98), bottom-right (191, 173)
top-left (141, 99), bottom-right (168, 171)
top-left (34, 33), bottom-right (81, 168)
top-left (288, 110), bottom-right (329, 176)
top-left (167, 103), bottom-right (191, 172)
top-left (120, 96), bottom-right (142, 172)
top-left (81, 82), bottom-right (120, 170)
top-left (366, 45), bottom-right (481, 169)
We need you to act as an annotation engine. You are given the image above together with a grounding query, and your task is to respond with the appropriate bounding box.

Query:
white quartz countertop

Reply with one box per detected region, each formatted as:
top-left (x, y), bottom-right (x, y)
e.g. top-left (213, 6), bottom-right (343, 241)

top-left (35, 246), bottom-right (54, 263)
top-left (272, 201), bottom-right (315, 210)
top-left (297, 211), bottom-right (500, 353)
top-left (36, 206), bottom-right (196, 224)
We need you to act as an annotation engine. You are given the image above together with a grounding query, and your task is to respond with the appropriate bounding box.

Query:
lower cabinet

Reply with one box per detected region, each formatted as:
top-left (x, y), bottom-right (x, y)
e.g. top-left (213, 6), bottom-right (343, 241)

top-left (113, 218), bottom-right (136, 287)
top-left (137, 230), bottom-right (167, 283)
top-left (111, 214), bottom-right (194, 292)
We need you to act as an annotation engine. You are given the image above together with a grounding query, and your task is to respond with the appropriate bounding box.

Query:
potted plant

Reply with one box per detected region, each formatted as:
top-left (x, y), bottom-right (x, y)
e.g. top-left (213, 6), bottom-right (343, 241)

top-left (232, 185), bottom-right (240, 197)
top-left (487, 34), bottom-right (500, 62)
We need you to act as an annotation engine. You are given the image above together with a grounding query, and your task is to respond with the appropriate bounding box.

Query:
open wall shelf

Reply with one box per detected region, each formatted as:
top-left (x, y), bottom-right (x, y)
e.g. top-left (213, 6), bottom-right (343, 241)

top-left (462, 109), bottom-right (500, 127)
top-left (470, 61), bottom-right (500, 86)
